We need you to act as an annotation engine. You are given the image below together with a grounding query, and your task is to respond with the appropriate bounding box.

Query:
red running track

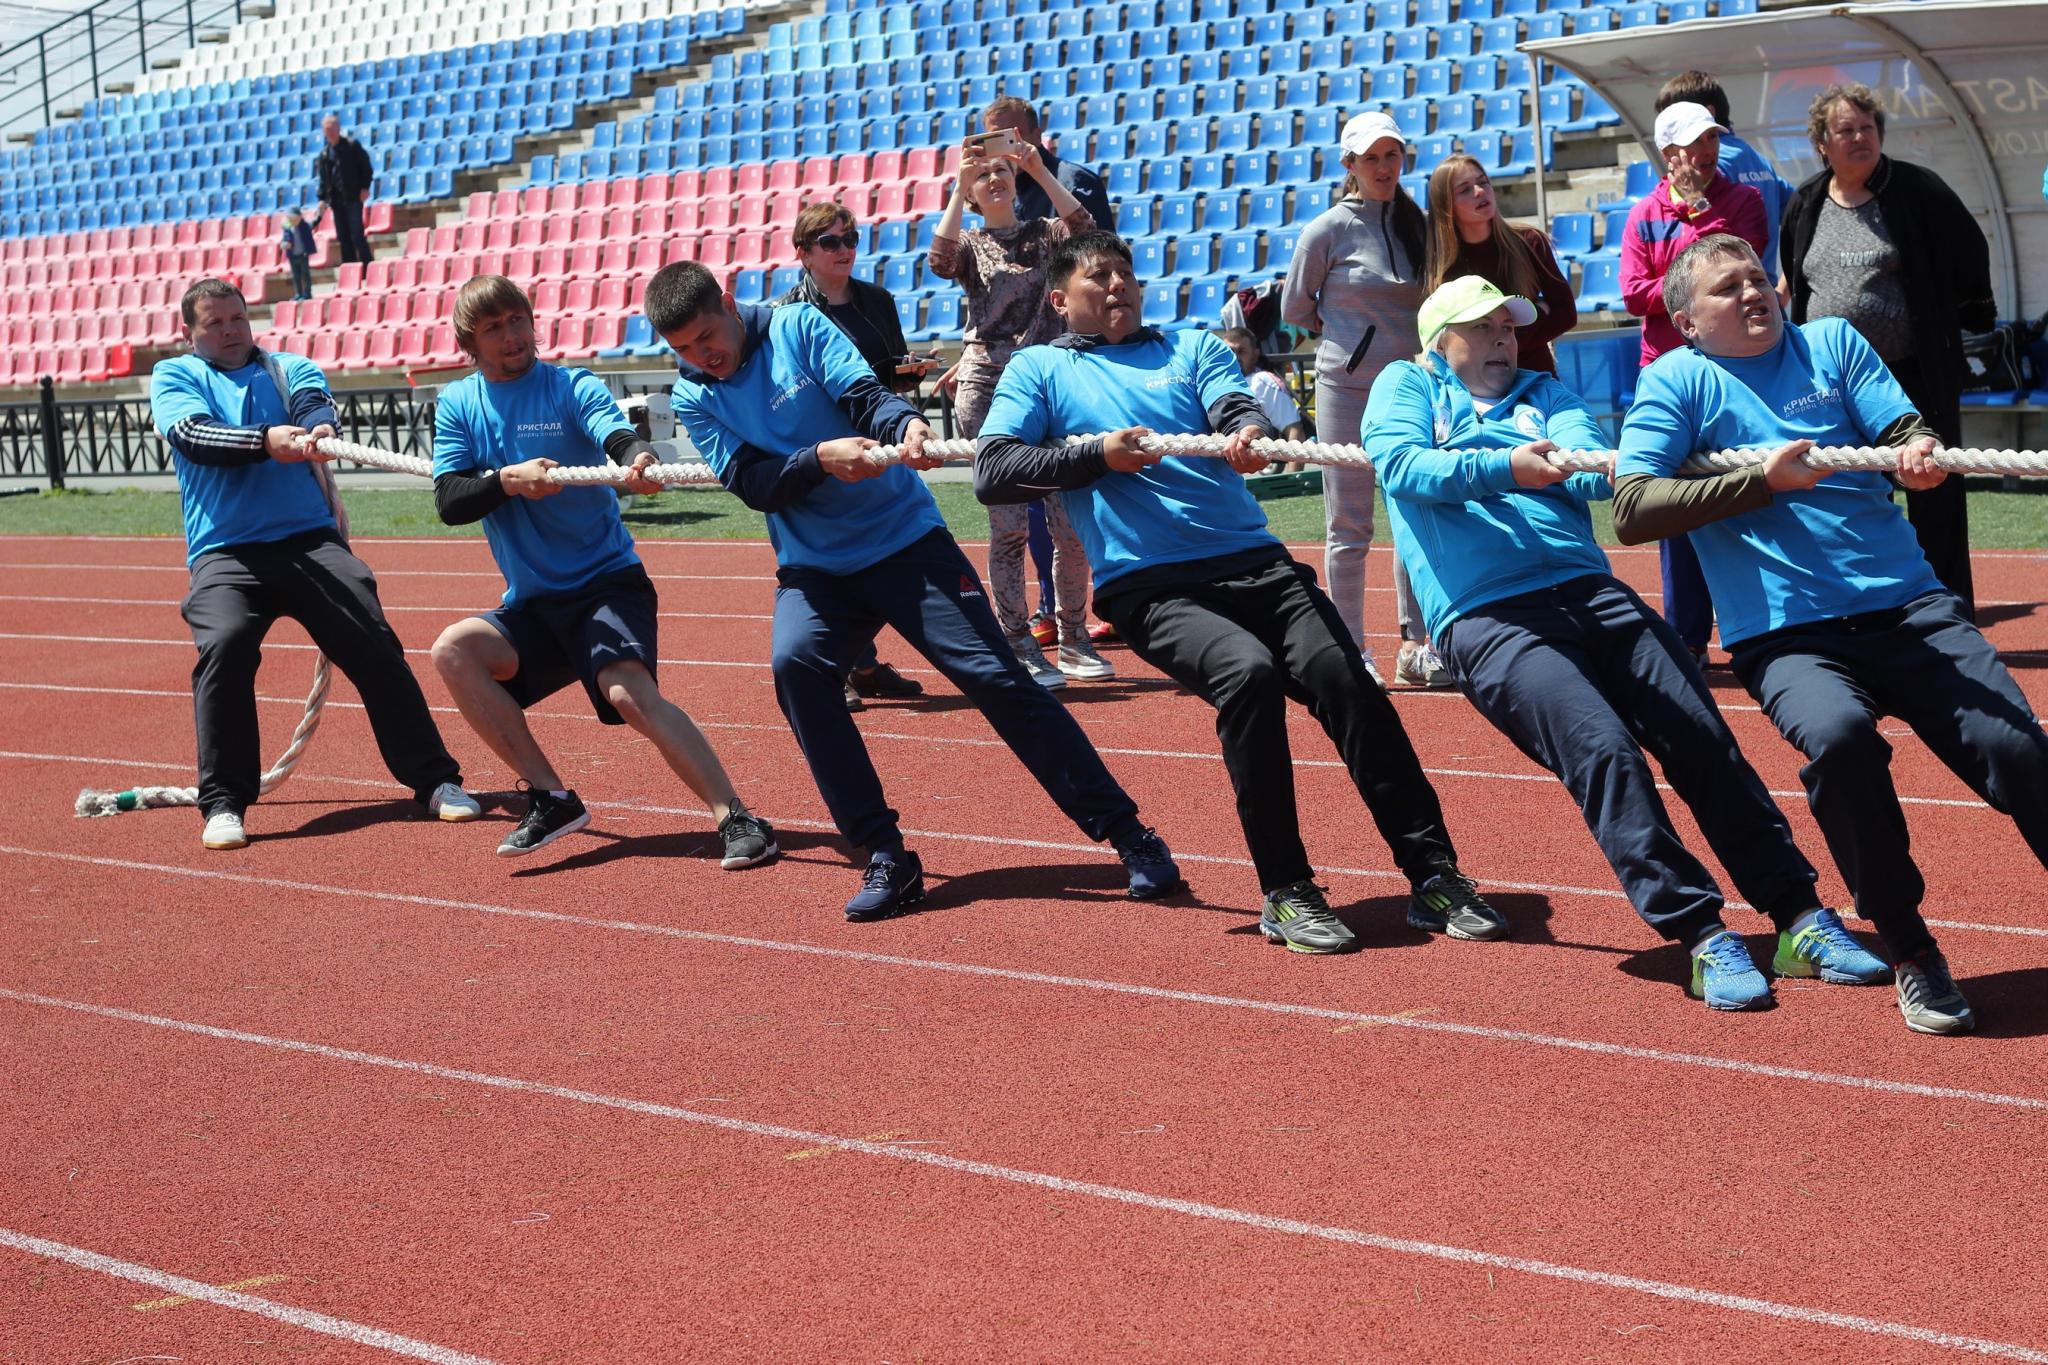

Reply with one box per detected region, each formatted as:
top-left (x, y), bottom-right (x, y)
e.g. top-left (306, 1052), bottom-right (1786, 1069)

top-left (2, 531), bottom-right (2046, 1362)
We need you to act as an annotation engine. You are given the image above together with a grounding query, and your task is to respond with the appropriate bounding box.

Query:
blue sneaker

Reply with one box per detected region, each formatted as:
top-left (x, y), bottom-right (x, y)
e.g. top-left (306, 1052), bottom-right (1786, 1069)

top-left (1114, 826), bottom-right (1185, 900)
top-left (1688, 930), bottom-right (1773, 1011)
top-left (844, 850), bottom-right (925, 922)
top-left (1772, 908), bottom-right (1892, 985)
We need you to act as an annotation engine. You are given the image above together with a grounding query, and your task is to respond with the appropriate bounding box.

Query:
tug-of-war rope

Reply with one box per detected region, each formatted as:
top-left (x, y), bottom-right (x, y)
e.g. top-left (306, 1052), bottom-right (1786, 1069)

top-left (75, 433), bottom-right (2048, 819)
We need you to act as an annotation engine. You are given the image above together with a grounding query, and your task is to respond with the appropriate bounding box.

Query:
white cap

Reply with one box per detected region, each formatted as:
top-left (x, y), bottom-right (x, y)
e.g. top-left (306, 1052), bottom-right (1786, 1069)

top-left (1653, 101), bottom-right (1727, 150)
top-left (1340, 110), bottom-right (1407, 156)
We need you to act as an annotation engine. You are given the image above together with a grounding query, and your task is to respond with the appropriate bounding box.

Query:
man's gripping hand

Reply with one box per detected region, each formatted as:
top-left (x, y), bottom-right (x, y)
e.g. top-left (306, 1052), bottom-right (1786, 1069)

top-left (1101, 427), bottom-right (1161, 473)
top-left (1221, 424), bottom-right (1268, 474)
top-left (623, 449), bottom-right (663, 495)
top-left (818, 436), bottom-right (886, 482)
top-left (500, 458), bottom-right (565, 498)
top-left (897, 419), bottom-right (944, 471)
top-left (1894, 434), bottom-right (1947, 491)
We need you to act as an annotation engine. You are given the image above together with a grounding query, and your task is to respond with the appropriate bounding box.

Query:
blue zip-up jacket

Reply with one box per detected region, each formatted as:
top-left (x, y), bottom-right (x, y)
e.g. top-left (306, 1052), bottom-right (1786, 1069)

top-left (1365, 356), bottom-right (1613, 641)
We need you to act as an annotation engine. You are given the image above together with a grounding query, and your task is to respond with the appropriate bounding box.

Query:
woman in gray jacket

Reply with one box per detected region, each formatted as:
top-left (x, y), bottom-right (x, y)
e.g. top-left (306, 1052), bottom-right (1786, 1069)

top-left (1281, 111), bottom-right (1441, 687)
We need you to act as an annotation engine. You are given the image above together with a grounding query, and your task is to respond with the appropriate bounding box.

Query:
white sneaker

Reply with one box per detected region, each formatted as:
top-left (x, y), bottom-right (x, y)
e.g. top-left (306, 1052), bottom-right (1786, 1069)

top-left (427, 782), bottom-right (483, 822)
top-left (1395, 642), bottom-right (1456, 689)
top-left (1360, 648), bottom-right (1387, 691)
top-left (1008, 633), bottom-right (1067, 689)
top-left (1895, 951), bottom-right (1976, 1034)
top-left (202, 811), bottom-right (248, 850)
top-left (1057, 640), bottom-right (1116, 680)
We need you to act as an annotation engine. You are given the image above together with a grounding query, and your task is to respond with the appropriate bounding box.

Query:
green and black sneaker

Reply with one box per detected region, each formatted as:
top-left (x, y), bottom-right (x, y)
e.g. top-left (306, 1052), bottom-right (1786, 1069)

top-left (1259, 880), bottom-right (1359, 955)
top-left (1407, 864), bottom-right (1510, 941)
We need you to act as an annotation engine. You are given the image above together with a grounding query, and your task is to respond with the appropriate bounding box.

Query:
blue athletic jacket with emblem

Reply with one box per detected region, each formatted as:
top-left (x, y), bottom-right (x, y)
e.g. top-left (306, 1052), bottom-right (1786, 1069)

top-left (1365, 355), bottom-right (1613, 641)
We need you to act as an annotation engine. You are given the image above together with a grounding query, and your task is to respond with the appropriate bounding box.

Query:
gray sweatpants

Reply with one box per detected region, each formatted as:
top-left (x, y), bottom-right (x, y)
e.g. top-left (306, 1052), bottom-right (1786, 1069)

top-left (1314, 378), bottom-right (1423, 650)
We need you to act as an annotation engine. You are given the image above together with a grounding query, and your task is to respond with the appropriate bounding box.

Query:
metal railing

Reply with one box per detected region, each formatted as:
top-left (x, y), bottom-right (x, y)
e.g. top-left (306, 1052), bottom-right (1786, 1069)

top-left (1, 0), bottom-right (247, 137)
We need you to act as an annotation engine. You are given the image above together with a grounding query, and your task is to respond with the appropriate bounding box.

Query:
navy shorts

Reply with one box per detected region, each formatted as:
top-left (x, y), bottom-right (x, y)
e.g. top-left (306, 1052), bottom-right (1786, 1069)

top-left (482, 565), bottom-right (659, 725)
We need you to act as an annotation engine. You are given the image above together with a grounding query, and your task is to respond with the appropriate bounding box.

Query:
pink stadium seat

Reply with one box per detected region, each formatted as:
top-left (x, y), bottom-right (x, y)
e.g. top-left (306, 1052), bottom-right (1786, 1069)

top-left (475, 250), bottom-right (507, 280)
top-left (874, 183), bottom-right (910, 217)
top-left (737, 164), bottom-right (767, 194)
top-left (366, 328), bottom-right (399, 367)
top-left (547, 186), bottom-right (578, 216)
top-left (578, 182), bottom-right (608, 212)
top-left (328, 298), bottom-right (356, 328)
top-left (104, 343), bottom-right (134, 379)
top-left (703, 167), bottom-right (734, 198)
top-left (197, 219), bottom-right (223, 246)
top-left (573, 210), bottom-right (606, 242)
top-left (629, 175), bottom-right (662, 205)
top-left (458, 222), bottom-right (488, 253)
top-left (419, 257), bottom-right (451, 288)
top-left (536, 246), bottom-right (568, 278)
top-left (513, 217), bottom-right (546, 249)
top-left (404, 227), bottom-right (432, 255)
top-left (628, 275), bottom-right (650, 311)
top-left (313, 331), bottom-right (344, 368)
top-left (870, 151), bottom-right (905, 181)
top-left (733, 193), bottom-right (768, 225)
top-left (485, 220), bottom-right (516, 251)
top-left (604, 206), bottom-right (636, 240)
top-left (430, 226), bottom-right (460, 255)
top-left (837, 185), bottom-right (874, 217)
top-left (466, 191), bottom-right (494, 219)
top-left (428, 322), bottom-right (462, 365)
top-left (671, 201), bottom-right (701, 232)
top-left (679, 237), bottom-right (724, 269)
top-left (396, 325), bottom-right (431, 364)
top-left (492, 189), bottom-right (520, 217)
top-left (409, 293), bottom-right (443, 325)
top-left (608, 178), bottom-right (641, 208)
top-left (674, 170), bottom-right (702, 199)
top-left (768, 161), bottom-right (798, 191)
top-left (767, 192), bottom-right (803, 227)
top-left (905, 148), bottom-right (938, 179)
top-left (521, 187), bottom-right (550, 214)
top-left (532, 315), bottom-right (558, 357)
top-left (364, 203), bottom-right (394, 235)
top-left (596, 277), bottom-right (629, 314)
top-left (802, 158), bottom-right (834, 191)
top-left (553, 317), bottom-right (590, 359)
top-left (632, 205), bottom-right (668, 238)
top-left (354, 261), bottom-right (383, 292)
top-left (563, 279), bottom-right (596, 315)
top-left (731, 230), bottom-right (772, 267)
top-left (504, 249), bottom-right (537, 282)
top-left (338, 329), bottom-right (369, 370)
top-left (544, 215), bottom-right (575, 247)
top-left (532, 280), bottom-right (564, 313)
top-left (299, 298), bottom-right (328, 329)
top-left (587, 316), bottom-right (624, 352)
top-left (274, 300), bottom-right (299, 330)
top-left (910, 182), bottom-right (945, 214)
top-left (940, 146), bottom-right (964, 174)
top-left (569, 243), bottom-right (600, 276)
top-left (390, 258), bottom-right (420, 291)
top-left (628, 240), bottom-right (665, 275)
top-left (599, 242), bottom-right (631, 275)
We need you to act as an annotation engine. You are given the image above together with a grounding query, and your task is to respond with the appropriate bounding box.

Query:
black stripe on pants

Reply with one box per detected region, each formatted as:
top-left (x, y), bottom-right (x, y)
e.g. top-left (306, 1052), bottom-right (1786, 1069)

top-left (181, 530), bottom-right (460, 817)
top-left (1101, 550), bottom-right (1456, 894)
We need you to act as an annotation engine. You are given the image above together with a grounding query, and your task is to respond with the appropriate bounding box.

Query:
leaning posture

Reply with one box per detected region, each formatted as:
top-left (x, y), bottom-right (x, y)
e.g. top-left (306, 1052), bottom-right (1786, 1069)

top-left (649, 261), bottom-right (1181, 921)
top-left (1369, 276), bottom-right (1879, 1010)
top-left (149, 278), bottom-right (479, 848)
top-left (428, 275), bottom-right (776, 865)
top-left (1615, 234), bottom-right (2048, 1033)
top-left (977, 231), bottom-right (1499, 954)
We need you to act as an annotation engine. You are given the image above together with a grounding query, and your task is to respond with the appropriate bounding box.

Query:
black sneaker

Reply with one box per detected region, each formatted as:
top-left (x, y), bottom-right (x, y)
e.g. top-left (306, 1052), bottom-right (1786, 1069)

top-left (497, 786), bottom-right (591, 858)
top-left (1113, 826), bottom-right (1185, 899)
top-left (717, 800), bottom-right (779, 870)
top-left (843, 676), bottom-right (865, 711)
top-left (850, 661), bottom-right (924, 698)
top-left (1407, 863), bottom-right (1509, 941)
top-left (1259, 880), bottom-right (1358, 954)
top-left (844, 850), bottom-right (925, 922)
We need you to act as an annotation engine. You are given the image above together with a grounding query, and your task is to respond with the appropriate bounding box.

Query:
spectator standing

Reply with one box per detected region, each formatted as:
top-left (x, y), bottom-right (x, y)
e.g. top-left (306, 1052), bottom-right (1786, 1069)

top-left (1280, 111), bottom-right (1428, 687)
top-left (315, 114), bottom-right (376, 266)
top-left (776, 203), bottom-right (928, 709)
top-left (1780, 82), bottom-right (1993, 617)
top-left (980, 95), bottom-right (1114, 231)
top-left (1655, 71), bottom-right (1795, 281)
top-left (1217, 327), bottom-right (1307, 441)
top-left (1422, 154), bottom-right (1576, 375)
top-left (1620, 100), bottom-right (1767, 666)
top-left (928, 140), bottom-right (1112, 685)
top-left (280, 209), bottom-right (315, 301)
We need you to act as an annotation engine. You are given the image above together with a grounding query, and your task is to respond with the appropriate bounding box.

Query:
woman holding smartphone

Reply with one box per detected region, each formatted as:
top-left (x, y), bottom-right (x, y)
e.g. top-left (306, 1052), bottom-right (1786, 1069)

top-left (928, 136), bottom-right (1111, 686)
top-left (777, 203), bottom-right (928, 708)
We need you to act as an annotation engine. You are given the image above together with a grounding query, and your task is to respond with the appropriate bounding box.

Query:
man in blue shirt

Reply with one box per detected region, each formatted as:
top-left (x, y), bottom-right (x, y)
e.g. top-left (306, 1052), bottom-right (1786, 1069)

top-left (1614, 233), bottom-right (2048, 1034)
top-left (1371, 276), bottom-right (1874, 1012)
top-left (645, 260), bottom-right (1181, 920)
top-left (428, 276), bottom-right (777, 866)
top-left (149, 278), bottom-right (478, 850)
top-left (976, 231), bottom-right (1499, 955)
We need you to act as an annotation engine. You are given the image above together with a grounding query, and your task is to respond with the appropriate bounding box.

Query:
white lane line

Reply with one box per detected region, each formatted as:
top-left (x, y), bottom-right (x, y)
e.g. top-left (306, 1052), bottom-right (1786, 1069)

top-left (7, 842), bottom-right (2048, 1106)
top-left (0, 1226), bottom-right (496, 1364)
top-left (0, 676), bottom-right (2008, 814)
top-left (0, 595), bottom-right (775, 622)
top-left (2, 988), bottom-right (2042, 1362)
top-left (10, 744), bottom-right (2045, 940)
top-left (0, 631), bottom-right (773, 670)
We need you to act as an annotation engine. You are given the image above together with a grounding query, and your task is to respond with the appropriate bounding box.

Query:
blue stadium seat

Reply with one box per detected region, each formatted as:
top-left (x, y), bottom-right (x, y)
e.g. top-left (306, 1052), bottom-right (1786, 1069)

top-left (1246, 187), bottom-right (1287, 227)
top-left (1230, 151), bottom-right (1271, 186)
top-left (1413, 61), bottom-right (1453, 99)
top-left (1117, 196), bottom-right (1155, 235)
top-left (1189, 154), bottom-right (1227, 191)
top-left (1185, 277), bottom-right (1232, 323)
top-left (1143, 278), bottom-right (1184, 324)
top-left (1200, 191), bottom-right (1241, 231)
top-left (1217, 230), bottom-right (1260, 275)
top-left (1274, 147), bottom-right (1316, 183)
top-left (1577, 256), bottom-right (1624, 310)
top-left (1549, 212), bottom-right (1594, 260)
top-left (1133, 238), bottom-right (1170, 278)
top-left (1157, 193), bottom-right (1198, 234)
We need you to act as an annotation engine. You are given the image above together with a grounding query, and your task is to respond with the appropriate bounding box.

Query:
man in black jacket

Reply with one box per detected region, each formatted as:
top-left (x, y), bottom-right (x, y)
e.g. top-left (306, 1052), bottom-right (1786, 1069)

top-left (315, 115), bottom-right (377, 266)
top-left (1779, 83), bottom-right (1994, 616)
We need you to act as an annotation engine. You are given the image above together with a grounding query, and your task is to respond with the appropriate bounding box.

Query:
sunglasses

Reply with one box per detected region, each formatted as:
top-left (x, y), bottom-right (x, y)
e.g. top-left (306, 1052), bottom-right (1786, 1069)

top-left (807, 232), bottom-right (859, 251)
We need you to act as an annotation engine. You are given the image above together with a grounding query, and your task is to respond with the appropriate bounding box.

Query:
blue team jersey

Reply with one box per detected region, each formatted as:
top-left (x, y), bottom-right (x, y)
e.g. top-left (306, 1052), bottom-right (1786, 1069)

top-left (978, 329), bottom-right (1278, 591)
top-left (150, 349), bottom-right (338, 564)
top-left (1367, 357), bottom-right (1613, 640)
top-left (670, 303), bottom-right (945, 575)
top-left (433, 363), bottom-right (640, 605)
top-left (1617, 318), bottom-right (1938, 645)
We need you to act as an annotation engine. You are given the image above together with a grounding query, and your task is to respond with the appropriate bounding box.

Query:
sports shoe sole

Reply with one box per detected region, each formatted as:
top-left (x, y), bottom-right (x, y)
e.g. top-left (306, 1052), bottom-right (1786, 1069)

top-left (495, 808), bottom-right (592, 858)
top-left (1773, 954), bottom-right (1891, 985)
top-left (1406, 905), bottom-right (1509, 942)
top-left (1901, 1009), bottom-right (1976, 1036)
top-left (202, 834), bottom-right (248, 850)
top-left (721, 839), bottom-right (781, 871)
top-left (434, 805), bottom-right (483, 823)
top-left (1057, 661), bottom-right (1116, 680)
top-left (1258, 923), bottom-right (1358, 955)
top-left (1126, 873), bottom-right (1187, 901)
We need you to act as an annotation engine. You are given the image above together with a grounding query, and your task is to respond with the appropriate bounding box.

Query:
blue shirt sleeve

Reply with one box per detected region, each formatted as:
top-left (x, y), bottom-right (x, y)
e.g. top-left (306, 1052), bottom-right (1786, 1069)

top-left (149, 360), bottom-right (215, 434)
top-left (280, 353), bottom-right (328, 397)
top-left (431, 386), bottom-right (472, 476)
top-left (979, 352), bottom-right (1053, 446)
top-left (1614, 361), bottom-right (1698, 477)
top-left (1536, 379), bottom-right (1614, 502)
top-left (1191, 332), bottom-right (1254, 411)
top-left (799, 305), bottom-right (887, 403)
top-left (671, 385), bottom-right (741, 478)
top-left (1366, 362), bottom-right (1517, 504)
top-left (569, 369), bottom-right (636, 447)
top-left (1822, 318), bottom-right (1917, 441)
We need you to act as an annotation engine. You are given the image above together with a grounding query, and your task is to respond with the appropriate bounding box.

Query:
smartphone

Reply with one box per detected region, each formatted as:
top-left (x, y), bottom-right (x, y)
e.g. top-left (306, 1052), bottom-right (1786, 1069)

top-left (963, 128), bottom-right (1020, 159)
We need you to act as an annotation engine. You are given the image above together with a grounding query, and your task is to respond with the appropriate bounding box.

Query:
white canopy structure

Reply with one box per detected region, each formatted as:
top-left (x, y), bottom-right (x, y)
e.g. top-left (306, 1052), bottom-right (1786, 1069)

top-left (1524, 0), bottom-right (2048, 319)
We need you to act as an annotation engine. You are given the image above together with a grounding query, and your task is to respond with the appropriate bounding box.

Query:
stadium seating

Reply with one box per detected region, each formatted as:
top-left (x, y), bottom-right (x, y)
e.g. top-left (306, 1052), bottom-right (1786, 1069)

top-left (0, 0), bottom-right (1700, 387)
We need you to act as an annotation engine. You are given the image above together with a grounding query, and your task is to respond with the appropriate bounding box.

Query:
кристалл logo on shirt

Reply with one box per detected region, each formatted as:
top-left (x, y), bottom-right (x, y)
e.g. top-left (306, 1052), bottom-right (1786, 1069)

top-left (1779, 384), bottom-right (1843, 423)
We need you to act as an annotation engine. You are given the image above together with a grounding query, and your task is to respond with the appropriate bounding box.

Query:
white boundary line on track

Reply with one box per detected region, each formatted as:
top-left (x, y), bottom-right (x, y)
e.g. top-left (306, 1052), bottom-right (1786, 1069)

top-left (0, 675), bottom-right (1998, 815)
top-left (7, 842), bottom-right (2048, 1104)
top-left (0, 594), bottom-right (776, 622)
top-left (0, 1226), bottom-right (497, 1364)
top-left (8, 741), bottom-right (2044, 940)
top-left (2, 987), bottom-right (2043, 1363)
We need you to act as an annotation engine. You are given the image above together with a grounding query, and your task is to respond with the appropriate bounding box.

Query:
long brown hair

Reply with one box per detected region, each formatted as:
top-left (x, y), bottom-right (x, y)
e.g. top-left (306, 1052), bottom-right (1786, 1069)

top-left (1422, 155), bottom-right (1543, 300)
